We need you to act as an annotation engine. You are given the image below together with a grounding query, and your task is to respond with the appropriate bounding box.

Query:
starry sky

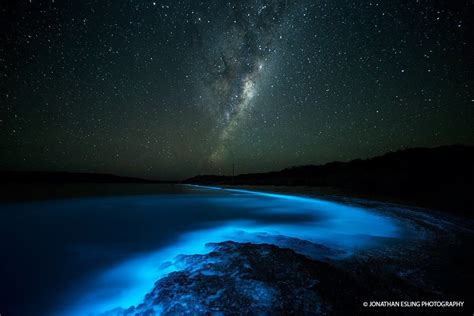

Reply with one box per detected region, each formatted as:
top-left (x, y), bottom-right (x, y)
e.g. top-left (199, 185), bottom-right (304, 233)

top-left (1, 0), bottom-right (473, 180)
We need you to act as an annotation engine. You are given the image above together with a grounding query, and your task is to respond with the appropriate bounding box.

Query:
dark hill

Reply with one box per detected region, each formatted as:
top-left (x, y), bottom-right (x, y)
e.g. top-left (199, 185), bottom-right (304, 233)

top-left (185, 145), bottom-right (474, 217)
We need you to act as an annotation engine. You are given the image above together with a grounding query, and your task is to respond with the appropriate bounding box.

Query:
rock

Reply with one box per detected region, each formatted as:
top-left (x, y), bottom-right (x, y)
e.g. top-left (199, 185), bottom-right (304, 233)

top-left (103, 240), bottom-right (441, 315)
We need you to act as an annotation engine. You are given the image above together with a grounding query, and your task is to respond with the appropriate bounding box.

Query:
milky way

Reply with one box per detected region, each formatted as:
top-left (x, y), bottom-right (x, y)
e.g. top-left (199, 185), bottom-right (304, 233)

top-left (197, 0), bottom-right (293, 162)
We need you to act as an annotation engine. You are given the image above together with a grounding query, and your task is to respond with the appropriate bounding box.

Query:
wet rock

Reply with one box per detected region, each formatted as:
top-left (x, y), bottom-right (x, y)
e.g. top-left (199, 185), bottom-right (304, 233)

top-left (104, 240), bottom-right (441, 315)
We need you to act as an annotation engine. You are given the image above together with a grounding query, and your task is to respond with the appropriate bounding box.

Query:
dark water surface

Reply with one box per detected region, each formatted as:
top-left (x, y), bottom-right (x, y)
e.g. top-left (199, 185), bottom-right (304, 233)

top-left (0, 184), bottom-right (402, 315)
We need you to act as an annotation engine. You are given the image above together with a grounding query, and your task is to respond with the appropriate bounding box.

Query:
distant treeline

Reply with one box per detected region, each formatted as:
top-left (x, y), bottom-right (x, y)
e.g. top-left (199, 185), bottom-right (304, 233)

top-left (0, 171), bottom-right (169, 184)
top-left (185, 145), bottom-right (474, 217)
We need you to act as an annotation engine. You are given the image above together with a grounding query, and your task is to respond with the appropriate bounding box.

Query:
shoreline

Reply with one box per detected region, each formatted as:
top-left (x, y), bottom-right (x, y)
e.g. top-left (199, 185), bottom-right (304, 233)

top-left (207, 184), bottom-right (474, 222)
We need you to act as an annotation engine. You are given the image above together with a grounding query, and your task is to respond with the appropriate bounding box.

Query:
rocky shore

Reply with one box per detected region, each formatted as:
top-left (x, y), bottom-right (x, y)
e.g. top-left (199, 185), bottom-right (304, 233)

top-left (103, 218), bottom-right (473, 315)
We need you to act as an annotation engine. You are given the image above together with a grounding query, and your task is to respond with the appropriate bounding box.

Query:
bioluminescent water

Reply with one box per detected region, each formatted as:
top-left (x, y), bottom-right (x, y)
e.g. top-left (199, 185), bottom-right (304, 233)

top-left (0, 184), bottom-right (402, 316)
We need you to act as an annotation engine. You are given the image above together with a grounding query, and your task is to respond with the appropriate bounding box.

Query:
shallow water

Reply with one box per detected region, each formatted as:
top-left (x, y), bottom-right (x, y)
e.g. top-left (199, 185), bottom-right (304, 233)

top-left (0, 184), bottom-right (401, 316)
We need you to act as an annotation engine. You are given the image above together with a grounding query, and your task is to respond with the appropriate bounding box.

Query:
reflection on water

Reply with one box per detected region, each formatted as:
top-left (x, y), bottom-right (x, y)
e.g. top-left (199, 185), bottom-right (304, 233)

top-left (0, 184), bottom-right (400, 316)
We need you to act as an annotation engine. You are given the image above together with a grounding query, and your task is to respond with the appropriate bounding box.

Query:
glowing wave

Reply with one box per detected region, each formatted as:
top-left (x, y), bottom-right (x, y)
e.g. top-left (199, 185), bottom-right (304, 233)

top-left (57, 185), bottom-right (399, 315)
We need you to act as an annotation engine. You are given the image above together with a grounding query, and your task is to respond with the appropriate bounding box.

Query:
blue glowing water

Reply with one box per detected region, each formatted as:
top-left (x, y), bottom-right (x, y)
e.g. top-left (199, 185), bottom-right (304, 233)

top-left (0, 185), bottom-right (401, 316)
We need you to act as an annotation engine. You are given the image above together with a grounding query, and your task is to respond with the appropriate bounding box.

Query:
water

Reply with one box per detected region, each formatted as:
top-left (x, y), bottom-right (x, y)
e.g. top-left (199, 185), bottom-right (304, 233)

top-left (0, 184), bottom-right (400, 316)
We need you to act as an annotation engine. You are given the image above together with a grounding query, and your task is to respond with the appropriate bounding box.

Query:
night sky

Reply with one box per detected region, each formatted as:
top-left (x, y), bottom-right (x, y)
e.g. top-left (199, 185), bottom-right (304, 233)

top-left (1, 0), bottom-right (473, 180)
